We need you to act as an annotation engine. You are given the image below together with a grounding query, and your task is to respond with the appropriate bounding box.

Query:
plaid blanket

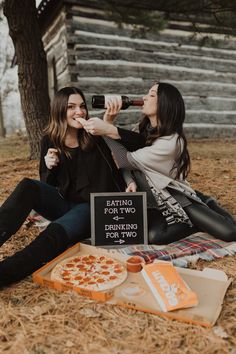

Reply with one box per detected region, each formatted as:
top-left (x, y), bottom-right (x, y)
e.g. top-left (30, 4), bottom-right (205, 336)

top-left (26, 213), bottom-right (236, 268)
top-left (115, 232), bottom-right (236, 267)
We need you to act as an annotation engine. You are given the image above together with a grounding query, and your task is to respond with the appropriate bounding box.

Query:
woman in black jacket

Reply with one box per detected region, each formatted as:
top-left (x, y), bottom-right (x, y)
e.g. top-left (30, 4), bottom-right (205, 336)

top-left (0, 87), bottom-right (125, 287)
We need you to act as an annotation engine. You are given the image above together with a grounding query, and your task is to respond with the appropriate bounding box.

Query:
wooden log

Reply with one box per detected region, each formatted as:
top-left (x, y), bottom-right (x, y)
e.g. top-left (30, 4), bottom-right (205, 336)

top-left (69, 61), bottom-right (236, 84)
top-left (184, 124), bottom-right (236, 139)
top-left (67, 47), bottom-right (236, 73)
top-left (67, 18), bottom-right (236, 50)
top-left (184, 97), bottom-right (236, 111)
top-left (69, 32), bottom-right (236, 61)
top-left (70, 78), bottom-right (236, 98)
top-left (79, 99), bottom-right (236, 125)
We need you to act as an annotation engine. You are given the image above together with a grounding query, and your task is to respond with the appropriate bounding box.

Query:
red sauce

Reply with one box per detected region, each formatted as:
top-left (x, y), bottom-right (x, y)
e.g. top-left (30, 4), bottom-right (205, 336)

top-left (126, 256), bottom-right (144, 273)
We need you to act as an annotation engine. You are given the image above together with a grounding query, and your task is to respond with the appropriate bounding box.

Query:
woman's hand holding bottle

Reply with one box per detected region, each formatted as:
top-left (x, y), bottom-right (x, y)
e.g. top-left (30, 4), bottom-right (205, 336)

top-left (44, 148), bottom-right (59, 170)
top-left (102, 97), bottom-right (122, 123)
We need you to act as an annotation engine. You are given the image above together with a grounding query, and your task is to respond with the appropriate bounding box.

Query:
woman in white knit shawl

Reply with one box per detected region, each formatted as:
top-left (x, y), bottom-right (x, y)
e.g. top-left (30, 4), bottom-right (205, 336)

top-left (79, 82), bottom-right (236, 244)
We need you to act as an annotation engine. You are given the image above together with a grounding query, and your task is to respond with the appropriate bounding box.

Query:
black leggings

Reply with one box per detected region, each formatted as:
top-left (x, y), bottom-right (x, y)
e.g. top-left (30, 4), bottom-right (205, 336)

top-left (148, 201), bottom-right (236, 245)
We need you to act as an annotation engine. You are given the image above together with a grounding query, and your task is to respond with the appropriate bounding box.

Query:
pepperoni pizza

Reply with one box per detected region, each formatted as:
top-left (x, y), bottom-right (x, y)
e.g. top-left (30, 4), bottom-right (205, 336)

top-left (51, 254), bottom-right (127, 291)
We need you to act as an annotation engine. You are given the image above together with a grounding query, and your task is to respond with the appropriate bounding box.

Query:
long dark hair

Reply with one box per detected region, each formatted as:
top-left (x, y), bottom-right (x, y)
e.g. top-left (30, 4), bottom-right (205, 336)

top-left (45, 87), bottom-right (94, 154)
top-left (139, 82), bottom-right (190, 179)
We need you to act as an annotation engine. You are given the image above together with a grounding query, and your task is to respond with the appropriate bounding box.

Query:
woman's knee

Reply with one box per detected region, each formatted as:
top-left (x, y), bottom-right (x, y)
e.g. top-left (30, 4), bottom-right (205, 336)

top-left (55, 203), bottom-right (91, 242)
top-left (147, 209), bottom-right (166, 244)
top-left (148, 228), bottom-right (164, 245)
top-left (148, 219), bottom-right (197, 245)
top-left (148, 224), bottom-right (178, 245)
top-left (17, 178), bottom-right (38, 193)
top-left (219, 228), bottom-right (236, 242)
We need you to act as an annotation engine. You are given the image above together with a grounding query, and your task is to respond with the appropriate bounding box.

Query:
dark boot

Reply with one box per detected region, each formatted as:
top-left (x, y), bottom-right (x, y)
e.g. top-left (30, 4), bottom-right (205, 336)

top-left (0, 178), bottom-right (39, 246)
top-left (0, 223), bottom-right (69, 287)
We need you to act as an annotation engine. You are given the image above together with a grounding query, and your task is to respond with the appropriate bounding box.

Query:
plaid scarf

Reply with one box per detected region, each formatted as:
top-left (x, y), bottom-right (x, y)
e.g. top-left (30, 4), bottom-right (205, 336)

top-left (148, 181), bottom-right (193, 227)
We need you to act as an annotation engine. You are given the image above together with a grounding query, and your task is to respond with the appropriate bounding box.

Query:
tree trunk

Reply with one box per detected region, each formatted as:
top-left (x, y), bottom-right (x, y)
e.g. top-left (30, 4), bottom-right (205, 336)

top-left (3, 0), bottom-right (50, 159)
top-left (0, 95), bottom-right (6, 138)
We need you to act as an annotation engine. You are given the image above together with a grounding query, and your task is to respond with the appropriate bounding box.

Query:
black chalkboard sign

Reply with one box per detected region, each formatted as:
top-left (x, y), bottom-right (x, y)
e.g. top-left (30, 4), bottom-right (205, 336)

top-left (90, 192), bottom-right (148, 247)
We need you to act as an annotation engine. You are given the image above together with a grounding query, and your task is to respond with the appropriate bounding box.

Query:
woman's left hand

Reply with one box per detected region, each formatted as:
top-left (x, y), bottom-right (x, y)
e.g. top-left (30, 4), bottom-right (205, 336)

top-left (126, 181), bottom-right (137, 193)
top-left (103, 96), bottom-right (122, 123)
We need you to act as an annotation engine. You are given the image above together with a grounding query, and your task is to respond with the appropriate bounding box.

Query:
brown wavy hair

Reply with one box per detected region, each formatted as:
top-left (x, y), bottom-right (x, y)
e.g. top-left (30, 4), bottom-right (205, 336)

top-left (45, 87), bottom-right (95, 155)
top-left (139, 82), bottom-right (191, 179)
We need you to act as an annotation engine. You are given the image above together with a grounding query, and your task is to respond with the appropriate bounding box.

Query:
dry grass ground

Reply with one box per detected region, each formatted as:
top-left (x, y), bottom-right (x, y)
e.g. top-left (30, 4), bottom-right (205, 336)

top-left (0, 136), bottom-right (235, 354)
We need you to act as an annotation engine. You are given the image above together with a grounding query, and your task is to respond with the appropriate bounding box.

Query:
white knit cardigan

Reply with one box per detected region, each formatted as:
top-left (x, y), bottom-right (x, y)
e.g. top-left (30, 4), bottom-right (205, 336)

top-left (127, 133), bottom-right (198, 199)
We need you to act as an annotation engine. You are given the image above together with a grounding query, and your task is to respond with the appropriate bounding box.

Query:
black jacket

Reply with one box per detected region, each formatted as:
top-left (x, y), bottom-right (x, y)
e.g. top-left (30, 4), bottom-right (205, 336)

top-left (117, 127), bottom-right (145, 151)
top-left (39, 135), bottom-right (126, 203)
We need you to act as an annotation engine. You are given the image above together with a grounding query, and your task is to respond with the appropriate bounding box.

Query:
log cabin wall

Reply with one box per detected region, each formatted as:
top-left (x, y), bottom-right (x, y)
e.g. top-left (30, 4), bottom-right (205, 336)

top-left (38, 0), bottom-right (236, 138)
top-left (40, 8), bottom-right (70, 99)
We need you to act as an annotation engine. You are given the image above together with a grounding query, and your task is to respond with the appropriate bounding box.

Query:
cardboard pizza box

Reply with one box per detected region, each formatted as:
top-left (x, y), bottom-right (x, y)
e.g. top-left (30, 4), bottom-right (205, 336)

top-left (33, 243), bottom-right (232, 327)
top-left (108, 265), bottom-right (231, 327)
top-left (33, 242), bottom-right (127, 302)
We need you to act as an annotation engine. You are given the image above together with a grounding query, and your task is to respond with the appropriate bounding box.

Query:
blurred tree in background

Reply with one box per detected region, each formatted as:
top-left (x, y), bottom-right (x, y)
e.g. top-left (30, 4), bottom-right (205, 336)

top-left (3, 0), bottom-right (50, 159)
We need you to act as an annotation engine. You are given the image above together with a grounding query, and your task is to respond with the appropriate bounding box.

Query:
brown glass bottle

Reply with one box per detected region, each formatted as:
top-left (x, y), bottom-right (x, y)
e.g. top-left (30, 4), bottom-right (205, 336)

top-left (92, 95), bottom-right (143, 110)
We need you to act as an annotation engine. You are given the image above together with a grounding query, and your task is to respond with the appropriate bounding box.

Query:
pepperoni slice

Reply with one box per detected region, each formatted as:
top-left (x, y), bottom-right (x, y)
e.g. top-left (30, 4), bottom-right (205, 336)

top-left (101, 265), bottom-right (109, 269)
top-left (65, 281), bottom-right (73, 285)
top-left (109, 275), bottom-right (117, 280)
top-left (86, 261), bottom-right (93, 265)
top-left (76, 265), bottom-right (86, 270)
top-left (101, 271), bottom-right (110, 275)
top-left (114, 269), bottom-right (123, 273)
top-left (89, 255), bottom-right (96, 260)
top-left (97, 278), bottom-right (105, 283)
top-left (83, 277), bottom-right (91, 282)
top-left (66, 263), bottom-right (74, 268)
top-left (106, 260), bottom-right (114, 265)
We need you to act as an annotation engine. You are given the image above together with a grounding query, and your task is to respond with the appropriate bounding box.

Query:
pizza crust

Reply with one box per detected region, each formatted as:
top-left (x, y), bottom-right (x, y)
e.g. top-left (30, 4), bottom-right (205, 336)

top-left (51, 254), bottom-right (127, 291)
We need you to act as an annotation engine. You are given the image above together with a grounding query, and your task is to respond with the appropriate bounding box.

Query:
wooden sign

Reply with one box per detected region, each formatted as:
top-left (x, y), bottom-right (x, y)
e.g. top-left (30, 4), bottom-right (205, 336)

top-left (90, 192), bottom-right (148, 247)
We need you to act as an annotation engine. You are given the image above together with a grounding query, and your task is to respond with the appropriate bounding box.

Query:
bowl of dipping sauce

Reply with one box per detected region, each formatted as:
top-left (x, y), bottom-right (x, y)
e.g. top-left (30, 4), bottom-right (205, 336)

top-left (126, 256), bottom-right (145, 273)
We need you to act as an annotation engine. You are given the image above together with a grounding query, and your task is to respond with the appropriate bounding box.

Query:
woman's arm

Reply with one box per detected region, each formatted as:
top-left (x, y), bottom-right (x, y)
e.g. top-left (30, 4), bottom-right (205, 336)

top-left (103, 96), bottom-right (146, 151)
top-left (117, 127), bottom-right (146, 151)
top-left (101, 98), bottom-right (146, 150)
top-left (105, 134), bottom-right (180, 181)
top-left (78, 117), bottom-right (146, 151)
top-left (79, 116), bottom-right (178, 179)
top-left (77, 117), bottom-right (120, 139)
top-left (121, 169), bottom-right (137, 192)
top-left (102, 137), bottom-right (136, 170)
